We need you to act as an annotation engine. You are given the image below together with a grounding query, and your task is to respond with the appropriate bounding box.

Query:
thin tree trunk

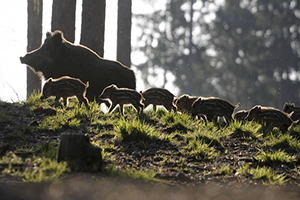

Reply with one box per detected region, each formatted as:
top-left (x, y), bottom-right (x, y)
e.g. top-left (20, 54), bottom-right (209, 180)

top-left (80, 0), bottom-right (106, 57)
top-left (51, 0), bottom-right (76, 43)
top-left (117, 0), bottom-right (132, 67)
top-left (27, 0), bottom-right (42, 98)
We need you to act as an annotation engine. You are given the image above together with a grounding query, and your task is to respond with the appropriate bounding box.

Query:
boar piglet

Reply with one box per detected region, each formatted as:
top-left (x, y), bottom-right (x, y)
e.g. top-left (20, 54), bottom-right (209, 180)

top-left (191, 97), bottom-right (240, 123)
top-left (141, 88), bottom-right (176, 112)
top-left (245, 105), bottom-right (298, 133)
top-left (41, 76), bottom-right (89, 108)
top-left (283, 102), bottom-right (300, 122)
top-left (234, 110), bottom-right (249, 121)
top-left (99, 84), bottom-right (144, 115)
top-left (175, 94), bottom-right (199, 113)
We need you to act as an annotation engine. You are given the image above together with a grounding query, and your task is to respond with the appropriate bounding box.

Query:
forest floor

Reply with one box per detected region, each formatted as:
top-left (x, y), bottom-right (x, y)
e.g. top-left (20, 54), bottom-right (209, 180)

top-left (1, 93), bottom-right (300, 199)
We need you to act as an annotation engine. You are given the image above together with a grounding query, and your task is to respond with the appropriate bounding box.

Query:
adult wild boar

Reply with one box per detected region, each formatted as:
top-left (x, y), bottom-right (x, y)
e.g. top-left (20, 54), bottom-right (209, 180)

top-left (20, 30), bottom-right (136, 104)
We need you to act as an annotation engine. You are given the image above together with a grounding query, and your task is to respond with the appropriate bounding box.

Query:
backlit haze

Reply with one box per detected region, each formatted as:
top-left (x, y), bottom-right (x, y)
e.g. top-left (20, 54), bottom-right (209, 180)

top-left (0, 0), bottom-right (177, 102)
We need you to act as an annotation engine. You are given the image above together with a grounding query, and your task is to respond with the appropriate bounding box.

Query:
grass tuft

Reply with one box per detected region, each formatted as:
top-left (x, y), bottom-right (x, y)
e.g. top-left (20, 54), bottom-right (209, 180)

top-left (114, 118), bottom-right (168, 149)
top-left (105, 165), bottom-right (156, 181)
top-left (250, 166), bottom-right (287, 185)
top-left (255, 149), bottom-right (297, 166)
top-left (186, 137), bottom-right (219, 160)
top-left (265, 134), bottom-right (300, 153)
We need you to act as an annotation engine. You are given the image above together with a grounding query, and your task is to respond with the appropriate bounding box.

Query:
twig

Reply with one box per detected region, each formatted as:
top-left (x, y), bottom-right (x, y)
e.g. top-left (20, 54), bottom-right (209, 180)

top-left (6, 82), bottom-right (20, 102)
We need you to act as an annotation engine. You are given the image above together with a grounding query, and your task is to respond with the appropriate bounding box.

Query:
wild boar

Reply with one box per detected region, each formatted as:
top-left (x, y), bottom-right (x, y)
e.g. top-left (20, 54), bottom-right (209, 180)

top-left (282, 102), bottom-right (300, 121)
top-left (20, 30), bottom-right (136, 106)
top-left (191, 97), bottom-right (240, 123)
top-left (141, 88), bottom-right (176, 112)
top-left (41, 76), bottom-right (89, 108)
top-left (174, 94), bottom-right (199, 113)
top-left (99, 84), bottom-right (144, 115)
top-left (234, 110), bottom-right (249, 121)
top-left (245, 105), bottom-right (297, 133)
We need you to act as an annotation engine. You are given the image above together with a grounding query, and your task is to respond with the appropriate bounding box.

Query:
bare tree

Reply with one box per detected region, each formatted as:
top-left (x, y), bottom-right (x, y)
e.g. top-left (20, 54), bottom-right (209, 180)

top-left (51, 0), bottom-right (76, 42)
top-left (117, 0), bottom-right (132, 67)
top-left (27, 0), bottom-right (42, 98)
top-left (80, 0), bottom-right (106, 57)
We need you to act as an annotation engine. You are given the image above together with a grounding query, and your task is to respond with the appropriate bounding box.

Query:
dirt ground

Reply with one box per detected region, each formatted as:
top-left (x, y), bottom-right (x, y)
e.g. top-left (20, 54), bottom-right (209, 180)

top-left (1, 174), bottom-right (300, 200)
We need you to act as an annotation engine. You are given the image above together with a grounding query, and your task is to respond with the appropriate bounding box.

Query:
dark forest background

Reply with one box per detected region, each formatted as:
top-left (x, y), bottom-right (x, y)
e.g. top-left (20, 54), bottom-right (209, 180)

top-left (27, 0), bottom-right (300, 109)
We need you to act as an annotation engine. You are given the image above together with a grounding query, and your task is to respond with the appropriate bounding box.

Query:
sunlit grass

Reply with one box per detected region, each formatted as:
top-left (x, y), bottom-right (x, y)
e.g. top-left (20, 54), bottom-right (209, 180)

top-left (24, 90), bottom-right (42, 107)
top-left (39, 113), bottom-right (67, 131)
top-left (186, 137), bottom-right (219, 159)
top-left (229, 120), bottom-right (263, 139)
top-left (2, 153), bottom-right (70, 183)
top-left (104, 165), bottom-right (157, 181)
top-left (264, 133), bottom-right (300, 153)
top-left (250, 166), bottom-right (287, 185)
top-left (237, 164), bottom-right (287, 185)
top-left (23, 157), bottom-right (69, 182)
top-left (114, 118), bottom-right (168, 148)
top-left (38, 140), bottom-right (58, 159)
top-left (254, 149), bottom-right (297, 166)
top-left (191, 128), bottom-right (223, 148)
top-left (160, 111), bottom-right (196, 133)
top-left (237, 163), bottom-right (250, 175)
top-left (213, 165), bottom-right (233, 176)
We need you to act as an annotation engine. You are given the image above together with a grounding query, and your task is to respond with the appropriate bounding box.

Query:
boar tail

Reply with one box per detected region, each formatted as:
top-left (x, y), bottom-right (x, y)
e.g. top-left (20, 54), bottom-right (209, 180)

top-left (287, 111), bottom-right (294, 119)
top-left (234, 102), bottom-right (240, 109)
top-left (139, 91), bottom-right (145, 101)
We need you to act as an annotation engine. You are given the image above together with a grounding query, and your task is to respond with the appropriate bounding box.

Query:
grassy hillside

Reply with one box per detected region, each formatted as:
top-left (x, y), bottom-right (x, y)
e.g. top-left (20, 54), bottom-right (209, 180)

top-left (0, 91), bottom-right (300, 186)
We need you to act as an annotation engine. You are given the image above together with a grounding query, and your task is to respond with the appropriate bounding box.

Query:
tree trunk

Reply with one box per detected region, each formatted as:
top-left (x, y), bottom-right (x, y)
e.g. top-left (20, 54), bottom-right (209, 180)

top-left (80, 0), bottom-right (106, 57)
top-left (57, 133), bottom-right (103, 171)
top-left (27, 0), bottom-right (42, 98)
top-left (51, 0), bottom-right (76, 43)
top-left (117, 0), bottom-right (132, 67)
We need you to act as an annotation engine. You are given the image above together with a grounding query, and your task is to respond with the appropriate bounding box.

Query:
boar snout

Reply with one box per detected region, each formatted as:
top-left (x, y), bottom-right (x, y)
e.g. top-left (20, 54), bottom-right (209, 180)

top-left (20, 56), bottom-right (25, 64)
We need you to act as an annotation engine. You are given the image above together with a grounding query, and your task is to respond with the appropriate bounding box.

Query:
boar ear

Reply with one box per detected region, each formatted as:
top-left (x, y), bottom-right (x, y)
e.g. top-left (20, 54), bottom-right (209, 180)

top-left (46, 32), bottom-right (52, 38)
top-left (283, 102), bottom-right (288, 111)
top-left (174, 98), bottom-right (178, 104)
top-left (291, 103), bottom-right (295, 108)
top-left (253, 105), bottom-right (261, 112)
top-left (52, 30), bottom-right (63, 46)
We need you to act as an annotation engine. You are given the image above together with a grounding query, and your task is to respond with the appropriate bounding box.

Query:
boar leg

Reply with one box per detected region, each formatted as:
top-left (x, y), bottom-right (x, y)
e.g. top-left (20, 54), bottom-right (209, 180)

top-left (206, 114), bottom-right (214, 122)
top-left (102, 99), bottom-right (111, 108)
top-left (137, 102), bottom-right (144, 113)
top-left (77, 95), bottom-right (89, 109)
top-left (279, 125), bottom-right (288, 133)
top-left (54, 96), bottom-right (62, 107)
top-left (153, 105), bottom-right (157, 112)
top-left (171, 104), bottom-right (177, 112)
top-left (108, 102), bottom-right (118, 113)
top-left (224, 115), bottom-right (234, 124)
top-left (131, 102), bottom-right (139, 113)
top-left (164, 104), bottom-right (171, 112)
top-left (212, 116), bottom-right (218, 123)
top-left (62, 97), bottom-right (69, 107)
top-left (143, 100), bottom-right (150, 110)
top-left (119, 104), bottom-right (124, 115)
